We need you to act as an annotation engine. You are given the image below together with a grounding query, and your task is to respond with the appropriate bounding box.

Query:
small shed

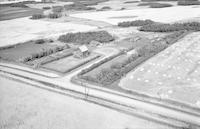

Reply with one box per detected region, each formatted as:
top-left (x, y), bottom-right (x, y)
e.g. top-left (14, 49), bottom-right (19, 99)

top-left (73, 45), bottom-right (90, 58)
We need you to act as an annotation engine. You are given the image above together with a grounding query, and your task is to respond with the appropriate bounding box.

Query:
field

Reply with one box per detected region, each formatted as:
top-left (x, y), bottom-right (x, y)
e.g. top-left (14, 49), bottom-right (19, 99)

top-left (0, 77), bottom-right (173, 129)
top-left (0, 17), bottom-right (96, 47)
top-left (43, 53), bottom-right (101, 73)
top-left (119, 32), bottom-right (200, 107)
top-left (0, 6), bottom-right (42, 21)
top-left (71, 6), bottom-right (200, 25)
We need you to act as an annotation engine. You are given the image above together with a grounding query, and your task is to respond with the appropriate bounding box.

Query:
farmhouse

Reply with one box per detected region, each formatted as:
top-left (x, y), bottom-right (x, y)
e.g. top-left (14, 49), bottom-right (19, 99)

top-left (73, 45), bottom-right (90, 58)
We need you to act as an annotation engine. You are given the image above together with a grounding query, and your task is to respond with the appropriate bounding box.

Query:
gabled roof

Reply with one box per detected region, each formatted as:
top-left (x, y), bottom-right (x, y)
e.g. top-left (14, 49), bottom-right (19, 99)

top-left (78, 45), bottom-right (88, 52)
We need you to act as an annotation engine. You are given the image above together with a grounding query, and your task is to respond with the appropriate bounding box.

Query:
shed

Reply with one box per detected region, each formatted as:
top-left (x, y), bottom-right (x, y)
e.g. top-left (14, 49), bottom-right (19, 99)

top-left (73, 45), bottom-right (90, 58)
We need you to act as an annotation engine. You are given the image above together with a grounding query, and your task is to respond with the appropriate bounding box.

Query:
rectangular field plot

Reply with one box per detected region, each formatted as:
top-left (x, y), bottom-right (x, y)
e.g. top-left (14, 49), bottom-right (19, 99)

top-left (42, 53), bottom-right (101, 73)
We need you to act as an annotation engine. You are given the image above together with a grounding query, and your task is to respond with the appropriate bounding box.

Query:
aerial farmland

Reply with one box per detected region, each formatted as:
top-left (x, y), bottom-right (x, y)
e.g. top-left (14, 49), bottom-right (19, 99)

top-left (0, 0), bottom-right (200, 129)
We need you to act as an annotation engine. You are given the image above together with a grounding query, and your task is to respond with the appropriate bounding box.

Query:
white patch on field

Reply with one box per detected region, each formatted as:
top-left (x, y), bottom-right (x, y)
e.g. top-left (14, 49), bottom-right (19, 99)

top-left (71, 6), bottom-right (200, 25)
top-left (0, 17), bottom-right (96, 47)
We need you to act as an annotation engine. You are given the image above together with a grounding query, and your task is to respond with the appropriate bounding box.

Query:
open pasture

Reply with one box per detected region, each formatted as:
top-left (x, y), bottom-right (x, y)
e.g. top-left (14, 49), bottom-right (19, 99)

top-left (42, 53), bottom-right (100, 73)
top-left (119, 32), bottom-right (200, 107)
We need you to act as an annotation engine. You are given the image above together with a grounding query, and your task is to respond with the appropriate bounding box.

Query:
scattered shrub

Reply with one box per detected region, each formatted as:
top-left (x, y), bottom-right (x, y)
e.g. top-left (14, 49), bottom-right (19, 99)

top-left (58, 31), bottom-right (114, 44)
top-left (118, 19), bottom-right (155, 27)
top-left (149, 3), bottom-right (173, 8)
top-left (43, 6), bottom-right (51, 10)
top-left (30, 14), bottom-right (45, 19)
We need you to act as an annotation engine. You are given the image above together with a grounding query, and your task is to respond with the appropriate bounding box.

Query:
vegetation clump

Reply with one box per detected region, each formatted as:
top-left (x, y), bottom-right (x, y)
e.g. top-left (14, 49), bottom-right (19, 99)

top-left (101, 6), bottom-right (111, 10)
top-left (30, 14), bottom-right (45, 19)
top-left (10, 3), bottom-right (29, 8)
top-left (149, 3), bottom-right (173, 8)
top-left (48, 13), bottom-right (61, 19)
top-left (177, 0), bottom-right (200, 5)
top-left (20, 45), bottom-right (68, 63)
top-left (118, 19), bottom-right (155, 27)
top-left (139, 22), bottom-right (200, 32)
top-left (64, 2), bottom-right (95, 11)
top-left (43, 6), bottom-right (51, 10)
top-left (58, 31), bottom-right (114, 44)
top-left (138, 2), bottom-right (173, 8)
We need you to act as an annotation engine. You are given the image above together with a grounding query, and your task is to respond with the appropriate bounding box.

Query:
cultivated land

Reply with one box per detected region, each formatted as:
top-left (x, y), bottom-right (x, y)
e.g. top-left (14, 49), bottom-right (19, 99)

top-left (119, 32), bottom-right (200, 107)
top-left (1, 0), bottom-right (200, 128)
top-left (0, 77), bottom-right (174, 129)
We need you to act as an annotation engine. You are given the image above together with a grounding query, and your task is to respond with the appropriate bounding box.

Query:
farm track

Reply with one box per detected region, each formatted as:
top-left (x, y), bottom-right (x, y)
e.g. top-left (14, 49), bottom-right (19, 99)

top-left (0, 65), bottom-right (200, 128)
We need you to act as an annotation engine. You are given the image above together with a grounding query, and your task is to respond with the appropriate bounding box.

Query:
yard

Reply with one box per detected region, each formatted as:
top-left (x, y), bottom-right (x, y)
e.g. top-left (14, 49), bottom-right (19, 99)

top-left (42, 53), bottom-right (101, 73)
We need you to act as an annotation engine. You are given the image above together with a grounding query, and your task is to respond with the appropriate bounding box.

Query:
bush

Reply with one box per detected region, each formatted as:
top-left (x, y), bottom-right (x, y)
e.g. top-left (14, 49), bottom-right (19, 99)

top-left (58, 31), bottom-right (114, 44)
top-left (139, 22), bottom-right (200, 32)
top-left (48, 13), bottom-right (61, 19)
top-left (118, 19), bottom-right (155, 27)
top-left (35, 39), bottom-right (45, 44)
top-left (43, 6), bottom-right (51, 10)
top-left (101, 6), bottom-right (111, 10)
top-left (30, 14), bottom-right (45, 19)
